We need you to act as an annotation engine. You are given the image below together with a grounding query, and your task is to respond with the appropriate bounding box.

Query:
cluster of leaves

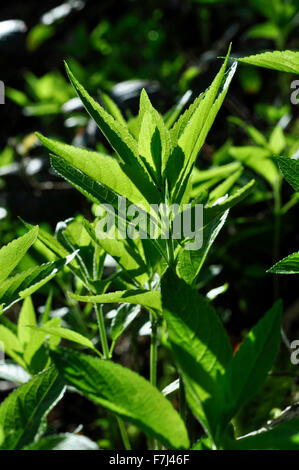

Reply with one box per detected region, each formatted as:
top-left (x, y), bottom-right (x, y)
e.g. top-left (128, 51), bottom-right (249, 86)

top-left (0, 49), bottom-right (299, 451)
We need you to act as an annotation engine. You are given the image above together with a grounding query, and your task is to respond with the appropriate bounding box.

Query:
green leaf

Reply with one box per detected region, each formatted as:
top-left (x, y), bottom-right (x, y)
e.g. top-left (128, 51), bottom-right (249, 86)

top-left (0, 256), bottom-right (75, 313)
top-left (208, 169), bottom-right (243, 204)
top-left (192, 436), bottom-right (213, 450)
top-left (50, 154), bottom-right (124, 211)
top-left (5, 87), bottom-right (29, 106)
top-left (26, 325), bottom-right (98, 354)
top-left (100, 91), bottom-right (126, 126)
top-left (229, 419), bottom-right (299, 450)
top-left (20, 220), bottom-right (86, 284)
top-left (0, 325), bottom-right (25, 367)
top-left (23, 318), bottom-right (61, 373)
top-left (229, 146), bottom-right (278, 186)
top-left (37, 133), bottom-right (151, 212)
top-left (165, 90), bottom-right (192, 129)
top-left (204, 179), bottom-right (255, 225)
top-left (51, 347), bottom-right (189, 449)
top-left (276, 156), bottom-right (299, 192)
top-left (177, 210), bottom-right (229, 285)
top-left (84, 219), bottom-right (149, 286)
top-left (172, 55), bottom-right (237, 203)
top-left (177, 49), bottom-right (232, 169)
top-left (269, 126), bottom-right (286, 155)
top-left (0, 312), bottom-right (58, 375)
top-left (50, 156), bottom-right (158, 251)
top-left (220, 301), bottom-right (282, 426)
top-left (138, 89), bottom-right (171, 179)
top-left (246, 22), bottom-right (280, 40)
top-left (191, 161), bottom-right (241, 184)
top-left (0, 426), bottom-right (3, 447)
top-left (229, 116), bottom-right (268, 147)
top-left (18, 296), bottom-right (36, 347)
top-left (138, 111), bottom-right (162, 184)
top-left (110, 304), bottom-right (141, 341)
top-left (170, 93), bottom-right (204, 144)
top-left (21, 220), bottom-right (74, 262)
top-left (0, 226), bottom-right (38, 284)
top-left (166, 53), bottom-right (235, 195)
top-left (190, 162), bottom-right (242, 199)
top-left (161, 269), bottom-right (232, 437)
top-left (0, 366), bottom-right (65, 450)
top-left (64, 63), bottom-right (137, 164)
top-left (267, 252), bottom-right (299, 274)
top-left (237, 50), bottom-right (299, 74)
top-left (69, 289), bottom-right (161, 312)
top-left (64, 63), bottom-right (159, 203)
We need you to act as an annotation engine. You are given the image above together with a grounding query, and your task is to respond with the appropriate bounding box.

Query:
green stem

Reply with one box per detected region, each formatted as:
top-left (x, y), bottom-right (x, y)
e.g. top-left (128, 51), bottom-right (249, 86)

top-left (116, 417), bottom-right (131, 450)
top-left (150, 313), bottom-right (158, 388)
top-left (281, 194), bottom-right (299, 214)
top-left (149, 312), bottom-right (158, 449)
top-left (179, 376), bottom-right (186, 422)
top-left (109, 339), bottom-right (116, 357)
top-left (94, 303), bottom-right (110, 359)
top-left (167, 234), bottom-right (175, 266)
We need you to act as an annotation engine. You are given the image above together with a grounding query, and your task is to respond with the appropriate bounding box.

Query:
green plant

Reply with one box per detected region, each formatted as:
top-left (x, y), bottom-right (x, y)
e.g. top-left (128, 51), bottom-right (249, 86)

top-left (0, 48), bottom-right (299, 451)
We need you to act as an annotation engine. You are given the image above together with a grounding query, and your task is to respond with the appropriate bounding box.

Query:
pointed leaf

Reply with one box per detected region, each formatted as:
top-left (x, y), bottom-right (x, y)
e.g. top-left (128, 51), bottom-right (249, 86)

top-left (0, 367), bottom-right (65, 450)
top-left (162, 269), bottom-right (232, 436)
top-left (26, 325), bottom-right (98, 353)
top-left (138, 89), bottom-right (171, 178)
top-left (229, 146), bottom-right (278, 186)
top-left (69, 289), bottom-right (161, 312)
top-left (172, 55), bottom-right (237, 202)
top-left (0, 325), bottom-right (25, 367)
top-left (37, 133), bottom-right (151, 211)
top-left (64, 63), bottom-right (159, 203)
top-left (0, 256), bottom-right (76, 313)
top-left (208, 169), bottom-right (243, 204)
top-left (177, 210), bottom-right (229, 285)
top-left (204, 179), bottom-right (255, 225)
top-left (110, 304), bottom-right (141, 341)
top-left (18, 296), bottom-right (36, 347)
top-left (0, 227), bottom-right (38, 284)
top-left (220, 301), bottom-right (282, 425)
top-left (276, 156), bottom-right (299, 192)
top-left (100, 91), bottom-right (126, 126)
top-left (267, 252), bottom-right (299, 274)
top-left (51, 347), bottom-right (189, 449)
top-left (237, 50), bottom-right (299, 74)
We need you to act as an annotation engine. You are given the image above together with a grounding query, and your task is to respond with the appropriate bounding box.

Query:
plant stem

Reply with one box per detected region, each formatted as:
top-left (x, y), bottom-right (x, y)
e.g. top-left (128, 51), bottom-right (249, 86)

top-left (116, 417), bottom-right (131, 450)
top-left (94, 303), bottom-right (110, 359)
top-left (179, 375), bottom-right (186, 422)
top-left (150, 312), bottom-right (158, 388)
top-left (109, 339), bottom-right (116, 357)
top-left (149, 311), bottom-right (158, 449)
top-left (281, 194), bottom-right (299, 214)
